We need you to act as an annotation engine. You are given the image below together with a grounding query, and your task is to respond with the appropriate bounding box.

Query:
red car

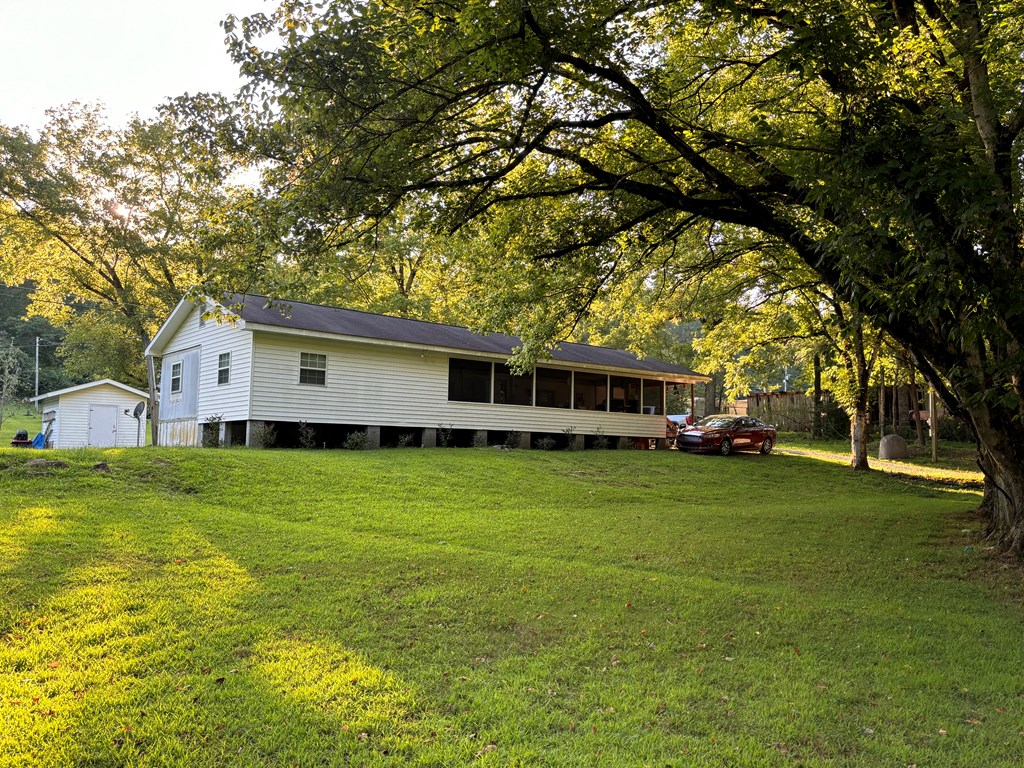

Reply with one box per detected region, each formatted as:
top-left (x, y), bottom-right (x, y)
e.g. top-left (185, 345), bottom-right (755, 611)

top-left (676, 415), bottom-right (776, 455)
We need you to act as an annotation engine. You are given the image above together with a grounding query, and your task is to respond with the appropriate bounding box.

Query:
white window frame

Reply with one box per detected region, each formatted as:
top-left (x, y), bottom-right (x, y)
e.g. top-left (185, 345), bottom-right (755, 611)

top-left (170, 361), bottom-right (183, 395)
top-left (299, 352), bottom-right (327, 386)
top-left (217, 352), bottom-right (231, 385)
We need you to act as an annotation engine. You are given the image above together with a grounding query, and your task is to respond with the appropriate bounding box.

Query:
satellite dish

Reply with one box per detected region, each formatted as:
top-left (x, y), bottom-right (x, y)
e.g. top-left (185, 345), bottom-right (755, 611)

top-left (132, 401), bottom-right (146, 420)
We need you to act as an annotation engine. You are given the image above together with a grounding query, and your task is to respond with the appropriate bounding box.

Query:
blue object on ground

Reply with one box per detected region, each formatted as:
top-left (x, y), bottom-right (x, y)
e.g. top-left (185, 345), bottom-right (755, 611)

top-left (31, 433), bottom-right (45, 449)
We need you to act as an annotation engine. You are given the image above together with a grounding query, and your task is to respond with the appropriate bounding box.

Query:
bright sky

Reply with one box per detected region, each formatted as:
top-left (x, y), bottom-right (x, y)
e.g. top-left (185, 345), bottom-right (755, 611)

top-left (1, 0), bottom-right (271, 132)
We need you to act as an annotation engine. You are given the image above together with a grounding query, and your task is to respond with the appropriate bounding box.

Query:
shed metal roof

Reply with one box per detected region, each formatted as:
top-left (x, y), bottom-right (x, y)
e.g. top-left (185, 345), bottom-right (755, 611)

top-left (230, 294), bottom-right (705, 379)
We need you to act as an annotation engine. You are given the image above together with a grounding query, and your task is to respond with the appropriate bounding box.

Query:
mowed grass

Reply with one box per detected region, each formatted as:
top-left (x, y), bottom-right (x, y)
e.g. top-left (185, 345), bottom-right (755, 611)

top-left (2, 410), bottom-right (42, 441)
top-left (780, 432), bottom-right (980, 474)
top-left (1, 446), bottom-right (1021, 767)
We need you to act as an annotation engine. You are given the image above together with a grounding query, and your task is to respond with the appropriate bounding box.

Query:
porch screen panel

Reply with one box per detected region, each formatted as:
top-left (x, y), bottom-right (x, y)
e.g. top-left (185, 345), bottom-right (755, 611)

top-left (609, 375), bottom-right (641, 413)
top-left (642, 380), bottom-right (665, 415)
top-left (448, 358), bottom-right (492, 402)
top-left (493, 364), bottom-right (533, 406)
top-left (573, 372), bottom-right (608, 410)
top-left (536, 367), bottom-right (571, 408)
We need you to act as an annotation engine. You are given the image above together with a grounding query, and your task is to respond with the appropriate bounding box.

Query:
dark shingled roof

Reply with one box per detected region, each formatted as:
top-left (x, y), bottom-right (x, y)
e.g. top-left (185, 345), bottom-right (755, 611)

top-left (230, 294), bottom-right (704, 379)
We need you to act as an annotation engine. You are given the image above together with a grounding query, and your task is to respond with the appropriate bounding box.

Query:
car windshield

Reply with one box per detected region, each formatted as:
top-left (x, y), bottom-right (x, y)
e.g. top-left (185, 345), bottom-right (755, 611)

top-left (696, 416), bottom-right (736, 429)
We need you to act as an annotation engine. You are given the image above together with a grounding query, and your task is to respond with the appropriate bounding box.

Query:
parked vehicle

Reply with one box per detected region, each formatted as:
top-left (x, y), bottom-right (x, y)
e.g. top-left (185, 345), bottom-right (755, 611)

top-left (676, 415), bottom-right (776, 455)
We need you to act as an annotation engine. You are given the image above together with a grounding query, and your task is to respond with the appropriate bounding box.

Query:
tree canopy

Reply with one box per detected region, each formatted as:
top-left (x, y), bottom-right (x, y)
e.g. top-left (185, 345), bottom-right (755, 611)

top-left (0, 101), bottom-right (260, 385)
top-left (229, 0), bottom-right (1024, 548)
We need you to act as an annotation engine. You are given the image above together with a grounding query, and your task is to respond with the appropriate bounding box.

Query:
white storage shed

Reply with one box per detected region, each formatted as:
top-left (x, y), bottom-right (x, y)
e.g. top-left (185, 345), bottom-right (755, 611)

top-left (30, 380), bottom-right (149, 449)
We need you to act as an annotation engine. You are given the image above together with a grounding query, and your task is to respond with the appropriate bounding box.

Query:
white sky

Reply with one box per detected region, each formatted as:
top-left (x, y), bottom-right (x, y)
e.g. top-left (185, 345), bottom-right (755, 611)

top-left (1, 0), bottom-right (271, 131)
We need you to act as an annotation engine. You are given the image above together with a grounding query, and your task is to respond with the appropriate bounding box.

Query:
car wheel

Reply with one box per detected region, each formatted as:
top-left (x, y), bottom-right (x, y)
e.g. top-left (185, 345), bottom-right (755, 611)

top-left (760, 437), bottom-right (773, 454)
top-left (719, 438), bottom-right (732, 456)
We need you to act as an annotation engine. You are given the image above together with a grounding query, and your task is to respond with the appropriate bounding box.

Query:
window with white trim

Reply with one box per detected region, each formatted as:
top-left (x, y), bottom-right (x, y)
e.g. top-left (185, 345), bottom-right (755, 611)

top-left (217, 352), bottom-right (231, 385)
top-left (170, 362), bottom-right (183, 394)
top-left (299, 352), bottom-right (327, 385)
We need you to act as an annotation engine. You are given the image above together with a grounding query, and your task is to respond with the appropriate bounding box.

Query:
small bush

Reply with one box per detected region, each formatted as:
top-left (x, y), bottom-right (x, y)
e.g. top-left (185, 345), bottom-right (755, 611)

top-left (397, 432), bottom-right (417, 448)
top-left (592, 427), bottom-right (609, 450)
top-left (298, 420), bottom-right (317, 450)
top-left (249, 421), bottom-right (276, 449)
top-left (535, 435), bottom-right (557, 451)
top-left (202, 414), bottom-right (223, 448)
top-left (343, 431), bottom-right (369, 450)
top-left (562, 426), bottom-right (577, 451)
top-left (503, 430), bottom-right (521, 450)
top-left (437, 423), bottom-right (454, 448)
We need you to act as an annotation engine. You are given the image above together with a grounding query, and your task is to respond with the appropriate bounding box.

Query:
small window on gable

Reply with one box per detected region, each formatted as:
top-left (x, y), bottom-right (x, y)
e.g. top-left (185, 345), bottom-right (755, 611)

top-left (299, 352), bottom-right (327, 385)
top-left (170, 361), bottom-right (183, 394)
top-left (217, 352), bottom-right (231, 385)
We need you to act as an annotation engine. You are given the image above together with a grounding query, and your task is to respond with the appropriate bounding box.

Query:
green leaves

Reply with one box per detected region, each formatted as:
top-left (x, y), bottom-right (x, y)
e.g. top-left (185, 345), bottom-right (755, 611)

top-left (0, 102), bottom-right (260, 382)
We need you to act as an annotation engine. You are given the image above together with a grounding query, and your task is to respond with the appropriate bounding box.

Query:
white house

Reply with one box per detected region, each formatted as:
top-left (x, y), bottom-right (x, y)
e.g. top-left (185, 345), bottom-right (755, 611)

top-left (30, 379), bottom-right (149, 449)
top-left (144, 295), bottom-right (709, 449)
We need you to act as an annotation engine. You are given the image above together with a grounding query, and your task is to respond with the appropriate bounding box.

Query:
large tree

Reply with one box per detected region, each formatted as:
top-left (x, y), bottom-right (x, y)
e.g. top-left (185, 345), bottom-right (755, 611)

top-left (230, 0), bottom-right (1024, 551)
top-left (690, 250), bottom-right (891, 468)
top-left (0, 101), bottom-right (259, 385)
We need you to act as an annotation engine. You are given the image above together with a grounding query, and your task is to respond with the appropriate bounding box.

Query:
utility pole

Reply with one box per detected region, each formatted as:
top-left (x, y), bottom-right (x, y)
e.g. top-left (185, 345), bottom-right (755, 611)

top-left (34, 336), bottom-right (39, 411)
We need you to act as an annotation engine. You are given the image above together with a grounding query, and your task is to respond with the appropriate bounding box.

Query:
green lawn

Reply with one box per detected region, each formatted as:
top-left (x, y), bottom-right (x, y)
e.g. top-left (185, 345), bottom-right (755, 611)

top-left (2, 409), bottom-right (42, 442)
top-left (1, 446), bottom-right (1020, 766)
top-left (780, 432), bottom-right (980, 473)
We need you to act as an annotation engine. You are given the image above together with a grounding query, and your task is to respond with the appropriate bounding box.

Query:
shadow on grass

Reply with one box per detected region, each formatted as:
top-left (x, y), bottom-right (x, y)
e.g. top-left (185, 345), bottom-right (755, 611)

top-left (1, 517), bottom-right (441, 766)
top-left (2, 449), bottom-right (1021, 767)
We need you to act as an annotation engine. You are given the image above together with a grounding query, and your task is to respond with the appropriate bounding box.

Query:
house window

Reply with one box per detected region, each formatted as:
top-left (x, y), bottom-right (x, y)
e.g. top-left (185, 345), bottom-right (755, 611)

top-left (170, 362), bottom-right (183, 394)
top-left (535, 367), bottom-right (571, 408)
top-left (448, 358), bottom-right (492, 403)
top-left (493, 364), bottom-right (533, 406)
top-left (573, 372), bottom-right (608, 410)
top-left (642, 379), bottom-right (665, 415)
top-left (609, 375), bottom-right (641, 413)
top-left (299, 352), bottom-right (327, 385)
top-left (217, 352), bottom-right (231, 385)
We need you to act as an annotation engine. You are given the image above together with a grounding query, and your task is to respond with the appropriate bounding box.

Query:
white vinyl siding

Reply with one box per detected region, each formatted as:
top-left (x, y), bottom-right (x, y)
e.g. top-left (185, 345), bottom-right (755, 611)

top-left (249, 333), bottom-right (667, 437)
top-left (157, 302), bottom-right (254, 446)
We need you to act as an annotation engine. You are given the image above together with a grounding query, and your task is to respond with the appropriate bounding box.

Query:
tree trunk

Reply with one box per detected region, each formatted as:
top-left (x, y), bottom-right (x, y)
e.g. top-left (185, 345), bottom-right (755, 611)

top-left (877, 366), bottom-right (886, 437)
top-left (910, 346), bottom-right (1024, 554)
top-left (909, 379), bottom-right (925, 446)
top-left (892, 375), bottom-right (900, 432)
top-left (812, 353), bottom-right (823, 438)
top-left (147, 354), bottom-right (159, 447)
top-left (704, 377), bottom-right (717, 418)
top-left (976, 435), bottom-right (1024, 555)
top-left (851, 408), bottom-right (870, 470)
top-left (850, 350), bottom-right (871, 470)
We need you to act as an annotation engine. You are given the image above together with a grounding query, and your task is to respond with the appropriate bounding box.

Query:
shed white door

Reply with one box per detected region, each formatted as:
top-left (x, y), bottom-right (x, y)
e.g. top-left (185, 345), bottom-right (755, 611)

top-left (88, 404), bottom-right (118, 447)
